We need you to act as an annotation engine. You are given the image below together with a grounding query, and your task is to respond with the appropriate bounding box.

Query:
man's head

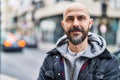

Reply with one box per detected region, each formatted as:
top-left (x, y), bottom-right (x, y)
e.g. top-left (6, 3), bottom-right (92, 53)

top-left (61, 2), bottom-right (94, 45)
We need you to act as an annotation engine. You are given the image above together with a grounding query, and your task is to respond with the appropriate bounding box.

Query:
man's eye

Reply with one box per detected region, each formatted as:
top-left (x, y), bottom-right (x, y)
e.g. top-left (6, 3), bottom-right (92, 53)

top-left (78, 16), bottom-right (86, 20)
top-left (66, 17), bottom-right (73, 21)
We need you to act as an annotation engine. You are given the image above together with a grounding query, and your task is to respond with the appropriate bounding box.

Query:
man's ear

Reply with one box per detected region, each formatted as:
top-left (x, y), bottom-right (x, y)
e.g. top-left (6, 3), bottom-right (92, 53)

top-left (61, 20), bottom-right (65, 29)
top-left (89, 19), bottom-right (94, 29)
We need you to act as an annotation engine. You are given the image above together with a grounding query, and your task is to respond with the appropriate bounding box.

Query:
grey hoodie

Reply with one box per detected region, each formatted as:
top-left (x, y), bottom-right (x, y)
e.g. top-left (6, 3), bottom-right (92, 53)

top-left (56, 32), bottom-right (106, 80)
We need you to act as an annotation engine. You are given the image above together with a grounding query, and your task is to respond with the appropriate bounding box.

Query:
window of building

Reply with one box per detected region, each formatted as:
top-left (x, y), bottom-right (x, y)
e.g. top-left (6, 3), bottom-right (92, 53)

top-left (93, 0), bottom-right (99, 1)
top-left (38, 15), bottom-right (64, 43)
top-left (98, 18), bottom-right (119, 45)
top-left (32, 0), bottom-right (45, 9)
top-left (56, 0), bottom-right (74, 3)
top-left (40, 20), bottom-right (56, 43)
top-left (110, 0), bottom-right (120, 9)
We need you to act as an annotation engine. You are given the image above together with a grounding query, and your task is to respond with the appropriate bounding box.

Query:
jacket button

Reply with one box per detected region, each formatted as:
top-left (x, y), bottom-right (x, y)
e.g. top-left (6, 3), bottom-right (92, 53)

top-left (58, 73), bottom-right (61, 76)
top-left (56, 56), bottom-right (59, 58)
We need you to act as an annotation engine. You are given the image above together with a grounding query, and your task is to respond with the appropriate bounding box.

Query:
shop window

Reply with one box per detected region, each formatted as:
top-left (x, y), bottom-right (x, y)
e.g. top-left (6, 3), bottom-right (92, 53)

top-left (39, 15), bottom-right (64, 43)
top-left (98, 19), bottom-right (118, 45)
top-left (40, 20), bottom-right (56, 43)
top-left (106, 19), bottom-right (118, 45)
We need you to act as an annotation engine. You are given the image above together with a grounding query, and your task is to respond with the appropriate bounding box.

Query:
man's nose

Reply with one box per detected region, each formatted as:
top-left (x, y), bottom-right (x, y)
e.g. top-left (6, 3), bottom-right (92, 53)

top-left (73, 18), bottom-right (79, 26)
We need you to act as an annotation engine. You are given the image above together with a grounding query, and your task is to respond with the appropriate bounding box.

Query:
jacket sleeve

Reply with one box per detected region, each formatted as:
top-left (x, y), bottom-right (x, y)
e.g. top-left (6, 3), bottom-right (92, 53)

top-left (103, 56), bottom-right (120, 80)
top-left (37, 55), bottom-right (55, 80)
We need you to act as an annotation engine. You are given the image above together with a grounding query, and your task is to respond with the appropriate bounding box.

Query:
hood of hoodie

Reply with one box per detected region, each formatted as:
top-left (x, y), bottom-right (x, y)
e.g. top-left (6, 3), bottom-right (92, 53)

top-left (56, 32), bottom-right (106, 58)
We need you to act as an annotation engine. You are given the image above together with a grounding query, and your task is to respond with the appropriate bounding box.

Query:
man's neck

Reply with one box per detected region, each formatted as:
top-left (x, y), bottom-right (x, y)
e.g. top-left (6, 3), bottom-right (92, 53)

top-left (68, 38), bottom-right (88, 53)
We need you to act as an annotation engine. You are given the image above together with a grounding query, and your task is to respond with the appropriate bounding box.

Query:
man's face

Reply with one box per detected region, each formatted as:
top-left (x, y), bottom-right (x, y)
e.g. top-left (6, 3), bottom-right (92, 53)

top-left (61, 4), bottom-right (93, 45)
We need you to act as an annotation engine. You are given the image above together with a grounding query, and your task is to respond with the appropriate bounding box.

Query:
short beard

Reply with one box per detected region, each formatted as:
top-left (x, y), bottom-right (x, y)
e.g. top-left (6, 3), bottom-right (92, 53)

top-left (66, 26), bottom-right (89, 45)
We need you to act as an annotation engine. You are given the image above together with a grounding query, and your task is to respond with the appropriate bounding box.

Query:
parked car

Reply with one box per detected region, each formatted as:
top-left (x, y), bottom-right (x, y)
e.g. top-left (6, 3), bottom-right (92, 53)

top-left (113, 50), bottom-right (120, 68)
top-left (22, 35), bottom-right (37, 48)
top-left (1, 31), bottom-right (26, 51)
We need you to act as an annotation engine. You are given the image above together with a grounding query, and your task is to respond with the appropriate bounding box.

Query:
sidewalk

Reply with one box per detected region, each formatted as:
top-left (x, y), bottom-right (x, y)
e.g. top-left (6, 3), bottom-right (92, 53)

top-left (37, 42), bottom-right (56, 52)
top-left (107, 45), bottom-right (119, 53)
top-left (0, 74), bottom-right (18, 80)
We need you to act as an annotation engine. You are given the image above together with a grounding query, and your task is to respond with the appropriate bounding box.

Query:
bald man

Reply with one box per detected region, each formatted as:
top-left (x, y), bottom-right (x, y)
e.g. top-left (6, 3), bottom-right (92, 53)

top-left (37, 2), bottom-right (120, 80)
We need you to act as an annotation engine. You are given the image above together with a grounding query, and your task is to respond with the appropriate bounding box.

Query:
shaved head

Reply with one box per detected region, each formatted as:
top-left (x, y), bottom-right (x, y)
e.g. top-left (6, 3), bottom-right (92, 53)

top-left (63, 2), bottom-right (90, 19)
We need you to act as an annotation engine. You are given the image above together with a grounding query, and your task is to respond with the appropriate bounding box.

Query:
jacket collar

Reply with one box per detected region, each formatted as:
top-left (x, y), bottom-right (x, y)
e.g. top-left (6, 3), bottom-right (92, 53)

top-left (47, 48), bottom-right (112, 59)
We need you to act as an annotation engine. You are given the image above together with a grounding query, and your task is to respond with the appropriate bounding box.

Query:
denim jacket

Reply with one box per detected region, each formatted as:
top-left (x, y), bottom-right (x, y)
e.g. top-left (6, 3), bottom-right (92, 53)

top-left (37, 48), bottom-right (120, 80)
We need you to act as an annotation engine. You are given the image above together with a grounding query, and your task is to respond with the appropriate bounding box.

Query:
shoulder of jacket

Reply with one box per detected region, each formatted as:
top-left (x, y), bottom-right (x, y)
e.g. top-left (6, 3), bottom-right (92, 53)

top-left (98, 49), bottom-right (114, 59)
top-left (47, 48), bottom-right (60, 56)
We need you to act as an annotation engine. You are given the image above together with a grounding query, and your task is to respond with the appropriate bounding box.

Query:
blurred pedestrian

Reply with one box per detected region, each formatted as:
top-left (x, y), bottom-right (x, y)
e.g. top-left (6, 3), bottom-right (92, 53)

top-left (37, 2), bottom-right (120, 80)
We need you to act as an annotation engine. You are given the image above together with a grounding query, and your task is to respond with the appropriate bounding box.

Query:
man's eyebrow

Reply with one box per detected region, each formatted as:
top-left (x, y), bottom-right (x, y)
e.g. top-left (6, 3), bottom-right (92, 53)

top-left (65, 16), bottom-right (73, 19)
top-left (66, 15), bottom-right (73, 18)
top-left (78, 15), bottom-right (86, 18)
top-left (66, 15), bottom-right (86, 18)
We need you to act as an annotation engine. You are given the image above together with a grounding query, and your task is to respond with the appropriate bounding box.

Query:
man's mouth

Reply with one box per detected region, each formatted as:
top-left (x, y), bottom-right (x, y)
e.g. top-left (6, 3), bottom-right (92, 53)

top-left (70, 31), bottom-right (82, 36)
top-left (71, 30), bottom-right (82, 33)
top-left (72, 30), bottom-right (79, 32)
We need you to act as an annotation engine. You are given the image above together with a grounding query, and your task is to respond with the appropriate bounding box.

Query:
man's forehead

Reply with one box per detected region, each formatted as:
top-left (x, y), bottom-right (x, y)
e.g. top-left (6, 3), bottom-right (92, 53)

top-left (63, 2), bottom-right (89, 17)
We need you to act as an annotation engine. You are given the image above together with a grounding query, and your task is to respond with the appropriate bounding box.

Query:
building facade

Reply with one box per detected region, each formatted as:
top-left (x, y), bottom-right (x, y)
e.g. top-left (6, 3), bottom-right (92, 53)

top-left (33, 0), bottom-right (120, 46)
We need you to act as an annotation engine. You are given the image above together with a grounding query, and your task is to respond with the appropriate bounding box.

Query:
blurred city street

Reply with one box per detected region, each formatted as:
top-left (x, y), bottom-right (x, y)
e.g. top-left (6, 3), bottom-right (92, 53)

top-left (0, 0), bottom-right (120, 80)
top-left (1, 48), bottom-right (47, 80)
